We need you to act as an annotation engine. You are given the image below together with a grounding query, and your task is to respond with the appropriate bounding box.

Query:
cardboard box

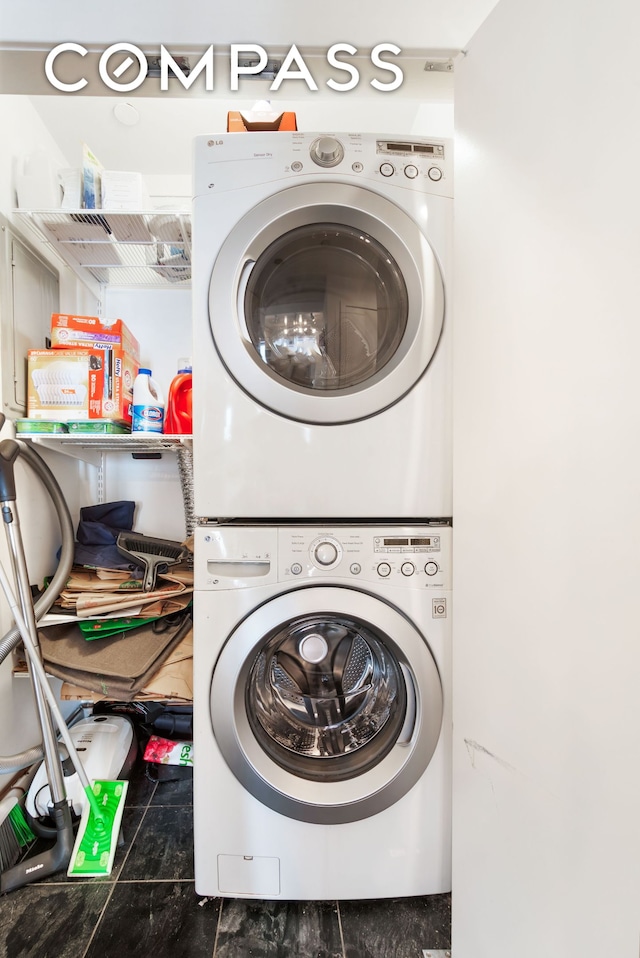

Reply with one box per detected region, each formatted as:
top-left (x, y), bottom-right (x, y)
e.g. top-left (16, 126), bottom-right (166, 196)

top-left (50, 313), bottom-right (140, 362)
top-left (28, 348), bottom-right (137, 425)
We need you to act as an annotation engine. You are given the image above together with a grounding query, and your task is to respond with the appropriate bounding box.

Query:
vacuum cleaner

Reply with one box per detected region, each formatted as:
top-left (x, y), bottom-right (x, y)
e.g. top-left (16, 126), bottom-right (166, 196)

top-left (26, 714), bottom-right (136, 823)
top-left (0, 416), bottom-right (128, 893)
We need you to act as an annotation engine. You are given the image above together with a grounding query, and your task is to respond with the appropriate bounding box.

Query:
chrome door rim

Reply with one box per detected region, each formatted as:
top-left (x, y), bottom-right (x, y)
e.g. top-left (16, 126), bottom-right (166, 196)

top-left (208, 182), bottom-right (445, 425)
top-left (210, 585), bottom-right (443, 824)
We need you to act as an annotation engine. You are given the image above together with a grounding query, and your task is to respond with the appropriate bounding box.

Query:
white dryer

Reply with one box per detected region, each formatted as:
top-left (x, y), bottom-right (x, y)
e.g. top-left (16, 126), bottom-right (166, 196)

top-left (193, 522), bottom-right (452, 900)
top-left (192, 132), bottom-right (453, 518)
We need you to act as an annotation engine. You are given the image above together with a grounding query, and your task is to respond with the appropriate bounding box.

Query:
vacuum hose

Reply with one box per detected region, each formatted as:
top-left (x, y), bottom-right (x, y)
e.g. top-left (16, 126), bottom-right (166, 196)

top-left (0, 422), bottom-right (75, 775)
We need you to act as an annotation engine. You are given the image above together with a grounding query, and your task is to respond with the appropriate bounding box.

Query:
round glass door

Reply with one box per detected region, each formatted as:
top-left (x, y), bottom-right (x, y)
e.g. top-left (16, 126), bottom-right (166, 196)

top-left (244, 223), bottom-right (409, 392)
top-left (208, 182), bottom-right (445, 424)
top-left (210, 586), bottom-right (444, 824)
top-left (246, 611), bottom-right (408, 782)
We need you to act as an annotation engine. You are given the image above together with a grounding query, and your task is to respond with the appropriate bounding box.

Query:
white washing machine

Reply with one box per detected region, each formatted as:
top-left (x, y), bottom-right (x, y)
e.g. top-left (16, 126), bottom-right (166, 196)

top-left (192, 132), bottom-right (453, 518)
top-left (193, 522), bottom-right (451, 900)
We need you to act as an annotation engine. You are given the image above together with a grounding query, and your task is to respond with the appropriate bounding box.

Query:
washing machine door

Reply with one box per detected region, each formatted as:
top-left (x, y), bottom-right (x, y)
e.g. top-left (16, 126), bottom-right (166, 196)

top-left (208, 182), bottom-right (445, 424)
top-left (210, 586), bottom-right (444, 824)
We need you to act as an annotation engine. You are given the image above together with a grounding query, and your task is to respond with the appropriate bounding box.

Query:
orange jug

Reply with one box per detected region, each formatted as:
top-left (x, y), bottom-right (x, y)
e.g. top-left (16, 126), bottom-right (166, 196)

top-left (164, 359), bottom-right (192, 435)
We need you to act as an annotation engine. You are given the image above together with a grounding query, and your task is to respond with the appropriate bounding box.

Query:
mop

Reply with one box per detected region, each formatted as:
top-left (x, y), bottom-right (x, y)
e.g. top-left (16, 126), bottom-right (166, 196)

top-left (0, 438), bottom-right (126, 886)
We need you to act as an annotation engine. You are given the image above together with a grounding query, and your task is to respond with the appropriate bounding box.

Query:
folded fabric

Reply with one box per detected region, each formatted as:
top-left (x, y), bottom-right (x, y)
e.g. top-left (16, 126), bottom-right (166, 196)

top-left (76, 500), bottom-right (136, 545)
top-left (73, 542), bottom-right (139, 573)
top-left (74, 500), bottom-right (137, 571)
top-left (37, 614), bottom-right (192, 701)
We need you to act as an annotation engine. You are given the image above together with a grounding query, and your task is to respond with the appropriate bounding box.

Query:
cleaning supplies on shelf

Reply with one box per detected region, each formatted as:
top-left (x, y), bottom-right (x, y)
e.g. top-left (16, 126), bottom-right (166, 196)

top-left (164, 358), bottom-right (192, 435)
top-left (131, 368), bottom-right (164, 433)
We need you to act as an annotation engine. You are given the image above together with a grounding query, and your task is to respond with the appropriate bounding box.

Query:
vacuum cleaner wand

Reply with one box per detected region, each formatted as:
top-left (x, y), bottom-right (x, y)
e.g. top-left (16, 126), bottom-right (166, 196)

top-left (0, 439), bottom-right (123, 892)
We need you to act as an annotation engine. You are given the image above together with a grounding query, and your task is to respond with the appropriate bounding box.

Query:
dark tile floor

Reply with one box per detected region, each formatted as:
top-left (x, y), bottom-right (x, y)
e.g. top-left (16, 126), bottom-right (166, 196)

top-left (0, 760), bottom-right (451, 958)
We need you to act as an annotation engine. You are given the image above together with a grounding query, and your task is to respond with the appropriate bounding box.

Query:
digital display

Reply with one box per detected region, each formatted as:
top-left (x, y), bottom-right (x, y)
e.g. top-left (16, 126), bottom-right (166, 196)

top-left (383, 538), bottom-right (409, 546)
top-left (411, 537), bottom-right (432, 545)
top-left (379, 141), bottom-right (444, 158)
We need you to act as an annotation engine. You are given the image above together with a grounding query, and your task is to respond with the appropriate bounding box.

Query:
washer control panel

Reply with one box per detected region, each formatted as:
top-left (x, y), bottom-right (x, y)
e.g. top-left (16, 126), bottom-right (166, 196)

top-left (282, 525), bottom-right (451, 590)
top-left (195, 525), bottom-right (451, 590)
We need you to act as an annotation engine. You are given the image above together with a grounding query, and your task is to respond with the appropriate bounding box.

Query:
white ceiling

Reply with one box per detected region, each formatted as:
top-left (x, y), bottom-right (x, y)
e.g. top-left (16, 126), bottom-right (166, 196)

top-left (1, 0), bottom-right (500, 183)
top-left (1, 0), bottom-right (498, 53)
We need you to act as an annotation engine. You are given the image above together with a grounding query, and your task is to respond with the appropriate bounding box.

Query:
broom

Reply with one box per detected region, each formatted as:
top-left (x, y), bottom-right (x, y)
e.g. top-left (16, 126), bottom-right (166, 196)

top-left (0, 771), bottom-right (35, 871)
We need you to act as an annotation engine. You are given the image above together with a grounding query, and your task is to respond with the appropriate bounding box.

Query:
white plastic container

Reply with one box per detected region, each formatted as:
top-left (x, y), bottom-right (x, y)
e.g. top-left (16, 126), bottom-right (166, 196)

top-left (16, 149), bottom-right (62, 209)
top-left (132, 367), bottom-right (165, 433)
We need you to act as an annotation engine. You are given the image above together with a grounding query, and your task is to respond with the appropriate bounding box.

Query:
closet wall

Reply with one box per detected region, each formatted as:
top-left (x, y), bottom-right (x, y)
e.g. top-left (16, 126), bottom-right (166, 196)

top-left (452, 0), bottom-right (640, 953)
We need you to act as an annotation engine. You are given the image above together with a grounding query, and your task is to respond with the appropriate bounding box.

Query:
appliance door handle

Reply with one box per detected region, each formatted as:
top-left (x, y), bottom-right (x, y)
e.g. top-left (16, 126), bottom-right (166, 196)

top-left (396, 663), bottom-right (418, 746)
top-left (236, 259), bottom-right (256, 345)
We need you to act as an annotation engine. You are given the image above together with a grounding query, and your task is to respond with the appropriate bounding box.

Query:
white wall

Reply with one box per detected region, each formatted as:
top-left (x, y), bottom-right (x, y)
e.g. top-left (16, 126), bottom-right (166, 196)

top-left (452, 0), bottom-right (640, 954)
top-left (0, 96), bottom-right (66, 213)
top-left (0, 95), bottom-right (99, 311)
top-left (0, 96), bottom-right (97, 785)
top-left (103, 287), bottom-right (192, 543)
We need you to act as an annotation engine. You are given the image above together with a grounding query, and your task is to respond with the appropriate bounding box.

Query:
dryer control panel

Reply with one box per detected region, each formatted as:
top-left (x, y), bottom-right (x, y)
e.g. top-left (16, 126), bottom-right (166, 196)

top-left (193, 131), bottom-right (453, 199)
top-left (195, 524), bottom-right (452, 591)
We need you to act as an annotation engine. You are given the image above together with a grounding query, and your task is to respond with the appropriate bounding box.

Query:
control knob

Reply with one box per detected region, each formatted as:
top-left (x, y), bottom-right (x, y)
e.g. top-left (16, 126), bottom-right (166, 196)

top-left (313, 540), bottom-right (339, 566)
top-left (310, 136), bottom-right (345, 168)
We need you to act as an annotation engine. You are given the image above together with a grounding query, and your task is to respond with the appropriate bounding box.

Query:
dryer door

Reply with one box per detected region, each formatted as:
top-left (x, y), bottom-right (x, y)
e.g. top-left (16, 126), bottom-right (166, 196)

top-left (208, 182), bottom-right (445, 424)
top-left (210, 586), bottom-right (443, 824)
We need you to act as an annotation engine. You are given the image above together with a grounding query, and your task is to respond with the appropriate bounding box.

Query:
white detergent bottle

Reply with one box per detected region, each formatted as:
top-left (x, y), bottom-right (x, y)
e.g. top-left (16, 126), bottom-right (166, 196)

top-left (132, 367), bottom-right (165, 433)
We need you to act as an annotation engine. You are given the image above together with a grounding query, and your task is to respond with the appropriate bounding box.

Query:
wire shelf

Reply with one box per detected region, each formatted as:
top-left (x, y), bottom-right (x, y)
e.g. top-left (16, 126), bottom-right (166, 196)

top-left (14, 209), bottom-right (192, 290)
top-left (22, 433), bottom-right (192, 465)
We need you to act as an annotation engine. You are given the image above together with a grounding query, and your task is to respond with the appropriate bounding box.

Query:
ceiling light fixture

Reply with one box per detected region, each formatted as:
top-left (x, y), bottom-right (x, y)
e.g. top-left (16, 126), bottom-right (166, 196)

top-left (113, 101), bottom-right (140, 126)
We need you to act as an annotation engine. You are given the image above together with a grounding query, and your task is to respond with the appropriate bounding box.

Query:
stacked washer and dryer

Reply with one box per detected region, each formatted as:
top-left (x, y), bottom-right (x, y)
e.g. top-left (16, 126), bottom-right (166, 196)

top-left (191, 132), bottom-right (453, 900)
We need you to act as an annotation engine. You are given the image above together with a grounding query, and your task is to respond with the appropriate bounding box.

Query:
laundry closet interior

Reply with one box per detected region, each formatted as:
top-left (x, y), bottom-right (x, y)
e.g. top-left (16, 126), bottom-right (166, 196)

top-left (0, 1), bottom-right (638, 956)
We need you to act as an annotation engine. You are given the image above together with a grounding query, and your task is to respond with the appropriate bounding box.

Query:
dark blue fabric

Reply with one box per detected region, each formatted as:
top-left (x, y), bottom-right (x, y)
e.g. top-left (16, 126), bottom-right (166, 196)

top-left (76, 500), bottom-right (136, 545)
top-left (73, 500), bottom-right (139, 572)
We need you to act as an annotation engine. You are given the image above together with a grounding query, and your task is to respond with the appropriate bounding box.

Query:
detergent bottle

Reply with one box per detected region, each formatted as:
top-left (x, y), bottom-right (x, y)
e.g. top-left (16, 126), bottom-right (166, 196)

top-left (131, 368), bottom-right (165, 433)
top-left (164, 358), bottom-right (193, 435)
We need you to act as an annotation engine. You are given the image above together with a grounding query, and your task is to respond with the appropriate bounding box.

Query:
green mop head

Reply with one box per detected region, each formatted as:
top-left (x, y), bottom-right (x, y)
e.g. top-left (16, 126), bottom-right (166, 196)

top-left (67, 780), bottom-right (128, 878)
